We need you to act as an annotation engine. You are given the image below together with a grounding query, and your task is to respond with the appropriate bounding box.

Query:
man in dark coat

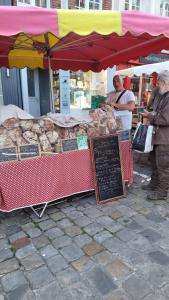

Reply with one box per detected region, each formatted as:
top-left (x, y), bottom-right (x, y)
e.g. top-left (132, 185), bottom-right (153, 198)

top-left (141, 70), bottom-right (169, 201)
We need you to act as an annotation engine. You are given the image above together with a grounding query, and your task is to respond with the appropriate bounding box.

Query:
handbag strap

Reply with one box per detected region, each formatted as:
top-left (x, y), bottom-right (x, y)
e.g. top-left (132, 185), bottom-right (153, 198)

top-left (115, 90), bottom-right (126, 104)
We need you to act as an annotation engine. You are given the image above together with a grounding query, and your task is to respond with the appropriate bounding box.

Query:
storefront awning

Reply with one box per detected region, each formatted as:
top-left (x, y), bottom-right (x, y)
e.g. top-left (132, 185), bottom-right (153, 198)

top-left (1, 7), bottom-right (169, 71)
top-left (116, 61), bottom-right (169, 76)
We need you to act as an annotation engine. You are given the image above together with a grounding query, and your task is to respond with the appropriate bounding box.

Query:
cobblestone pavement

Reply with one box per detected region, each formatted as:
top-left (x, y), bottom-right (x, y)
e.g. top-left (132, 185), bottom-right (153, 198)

top-left (1, 162), bottom-right (169, 300)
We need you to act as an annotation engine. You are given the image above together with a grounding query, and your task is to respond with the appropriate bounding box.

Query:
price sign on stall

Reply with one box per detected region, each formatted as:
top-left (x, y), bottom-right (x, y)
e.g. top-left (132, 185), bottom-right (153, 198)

top-left (90, 135), bottom-right (125, 204)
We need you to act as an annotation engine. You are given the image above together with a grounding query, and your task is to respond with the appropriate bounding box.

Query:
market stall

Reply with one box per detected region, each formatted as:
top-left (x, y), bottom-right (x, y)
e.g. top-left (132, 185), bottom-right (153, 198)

top-left (1, 7), bottom-right (169, 212)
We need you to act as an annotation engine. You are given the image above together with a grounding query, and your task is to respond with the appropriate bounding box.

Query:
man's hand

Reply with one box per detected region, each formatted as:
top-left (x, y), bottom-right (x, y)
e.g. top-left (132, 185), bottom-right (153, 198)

top-left (140, 109), bottom-right (151, 118)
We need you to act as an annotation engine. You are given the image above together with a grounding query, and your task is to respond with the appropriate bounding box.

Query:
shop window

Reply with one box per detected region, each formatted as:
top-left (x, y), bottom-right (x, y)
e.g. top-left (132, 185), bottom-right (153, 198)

top-left (160, 1), bottom-right (169, 16)
top-left (89, 0), bottom-right (102, 10)
top-left (27, 69), bottom-right (35, 97)
top-left (17, 0), bottom-right (50, 7)
top-left (35, 0), bottom-right (50, 7)
top-left (75, 0), bottom-right (85, 9)
top-left (124, 0), bottom-right (140, 10)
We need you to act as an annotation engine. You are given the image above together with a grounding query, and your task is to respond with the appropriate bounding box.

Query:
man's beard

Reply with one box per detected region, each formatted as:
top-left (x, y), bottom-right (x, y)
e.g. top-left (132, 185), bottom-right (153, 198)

top-left (159, 86), bottom-right (167, 94)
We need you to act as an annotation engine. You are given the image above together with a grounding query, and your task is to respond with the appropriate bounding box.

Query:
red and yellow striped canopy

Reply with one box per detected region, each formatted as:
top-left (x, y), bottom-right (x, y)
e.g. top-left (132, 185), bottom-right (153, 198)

top-left (1, 6), bottom-right (169, 71)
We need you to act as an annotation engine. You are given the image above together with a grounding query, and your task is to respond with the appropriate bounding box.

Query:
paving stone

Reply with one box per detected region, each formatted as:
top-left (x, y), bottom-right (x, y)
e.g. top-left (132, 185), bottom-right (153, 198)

top-left (46, 206), bottom-right (59, 214)
top-left (126, 220), bottom-right (143, 232)
top-left (87, 266), bottom-right (117, 296)
top-left (74, 216), bottom-right (93, 227)
top-left (38, 219), bottom-right (56, 231)
top-left (115, 205), bottom-right (137, 217)
top-left (5, 224), bottom-right (22, 236)
top-left (67, 211), bottom-right (84, 220)
top-left (21, 222), bottom-right (36, 232)
top-left (93, 251), bottom-right (114, 266)
top-left (50, 212), bottom-right (65, 221)
top-left (83, 207), bottom-right (104, 218)
top-left (0, 258), bottom-right (19, 275)
top-left (0, 238), bottom-right (9, 251)
top-left (106, 223), bottom-right (124, 234)
top-left (46, 254), bottom-right (68, 274)
top-left (127, 235), bottom-right (152, 252)
top-left (143, 265), bottom-right (169, 289)
top-left (94, 230), bottom-right (113, 244)
top-left (25, 265), bottom-right (54, 289)
top-left (26, 228), bottom-right (42, 238)
top-left (143, 292), bottom-right (167, 300)
top-left (83, 223), bottom-right (104, 236)
top-left (20, 253), bottom-right (44, 271)
top-left (1, 270), bottom-right (28, 293)
top-left (161, 283), bottom-right (169, 298)
top-left (146, 211), bottom-right (166, 223)
top-left (0, 248), bottom-right (13, 262)
top-left (34, 281), bottom-right (62, 300)
top-left (111, 211), bottom-right (124, 220)
top-left (15, 244), bottom-right (37, 259)
top-left (12, 237), bottom-right (31, 251)
top-left (82, 241), bottom-right (104, 256)
top-left (52, 235), bottom-right (72, 249)
top-left (106, 259), bottom-right (132, 279)
top-left (73, 234), bottom-right (92, 248)
top-left (140, 228), bottom-right (162, 243)
top-left (117, 217), bottom-right (133, 226)
top-left (148, 250), bottom-right (169, 265)
top-left (108, 290), bottom-right (130, 300)
top-left (61, 205), bottom-right (76, 213)
top-left (116, 229), bottom-right (137, 242)
top-left (71, 255), bottom-right (92, 272)
top-left (57, 218), bottom-right (74, 229)
top-left (123, 275), bottom-right (152, 299)
top-left (64, 225), bottom-right (82, 237)
top-left (9, 231), bottom-right (27, 243)
top-left (60, 244), bottom-right (84, 262)
top-left (103, 237), bottom-right (126, 254)
top-left (32, 234), bottom-right (49, 249)
top-left (44, 227), bottom-right (64, 240)
top-left (40, 244), bottom-right (58, 259)
top-left (30, 214), bottom-right (49, 223)
top-left (64, 280), bottom-right (95, 300)
top-left (6, 287), bottom-right (36, 300)
top-left (96, 216), bottom-right (116, 227)
top-left (56, 267), bottom-right (79, 288)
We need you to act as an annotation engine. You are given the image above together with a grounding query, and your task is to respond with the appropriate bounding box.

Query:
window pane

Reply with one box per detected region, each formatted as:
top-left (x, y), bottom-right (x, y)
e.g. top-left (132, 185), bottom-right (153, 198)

top-left (27, 70), bottom-right (35, 97)
top-left (35, 0), bottom-right (47, 7)
top-left (125, 0), bottom-right (129, 10)
top-left (89, 0), bottom-right (100, 9)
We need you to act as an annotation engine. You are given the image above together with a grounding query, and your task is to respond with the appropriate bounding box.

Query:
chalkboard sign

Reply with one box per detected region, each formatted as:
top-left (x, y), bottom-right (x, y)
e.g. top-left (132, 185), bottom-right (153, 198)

top-left (18, 144), bottom-right (40, 160)
top-left (90, 135), bottom-right (125, 204)
top-left (0, 147), bottom-right (18, 163)
top-left (117, 130), bottom-right (131, 141)
top-left (62, 138), bottom-right (78, 152)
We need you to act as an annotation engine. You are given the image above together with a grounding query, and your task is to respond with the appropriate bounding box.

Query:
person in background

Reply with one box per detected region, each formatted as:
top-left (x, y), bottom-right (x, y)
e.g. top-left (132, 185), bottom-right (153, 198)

top-left (105, 75), bottom-right (135, 130)
top-left (141, 70), bottom-right (169, 201)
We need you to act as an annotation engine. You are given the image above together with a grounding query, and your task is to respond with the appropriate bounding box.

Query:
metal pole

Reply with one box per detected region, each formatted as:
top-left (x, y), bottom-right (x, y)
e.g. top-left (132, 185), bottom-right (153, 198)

top-left (48, 56), bottom-right (55, 113)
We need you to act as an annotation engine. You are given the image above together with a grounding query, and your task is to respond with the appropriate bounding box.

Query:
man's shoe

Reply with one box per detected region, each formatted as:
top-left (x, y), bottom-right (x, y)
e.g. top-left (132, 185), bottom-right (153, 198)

top-left (147, 193), bottom-right (167, 201)
top-left (141, 184), bottom-right (156, 191)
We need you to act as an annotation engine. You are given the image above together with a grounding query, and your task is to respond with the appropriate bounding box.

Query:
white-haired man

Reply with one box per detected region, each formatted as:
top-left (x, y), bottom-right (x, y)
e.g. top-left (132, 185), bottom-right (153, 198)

top-left (105, 75), bottom-right (135, 130)
top-left (141, 70), bottom-right (169, 201)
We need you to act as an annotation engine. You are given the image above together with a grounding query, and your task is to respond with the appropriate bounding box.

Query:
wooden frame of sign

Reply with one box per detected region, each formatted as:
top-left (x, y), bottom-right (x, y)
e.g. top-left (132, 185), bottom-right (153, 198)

top-left (18, 143), bottom-right (41, 160)
top-left (0, 146), bottom-right (18, 163)
top-left (61, 138), bottom-right (78, 152)
top-left (90, 134), bottom-right (126, 204)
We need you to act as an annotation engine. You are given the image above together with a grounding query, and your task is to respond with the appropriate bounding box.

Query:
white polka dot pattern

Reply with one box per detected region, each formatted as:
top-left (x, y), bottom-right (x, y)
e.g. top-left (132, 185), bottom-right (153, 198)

top-left (0, 142), bottom-right (133, 211)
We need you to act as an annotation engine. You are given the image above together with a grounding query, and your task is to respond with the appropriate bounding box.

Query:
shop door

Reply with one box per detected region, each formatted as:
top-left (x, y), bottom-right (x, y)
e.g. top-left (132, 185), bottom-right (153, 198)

top-left (27, 69), bottom-right (40, 117)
